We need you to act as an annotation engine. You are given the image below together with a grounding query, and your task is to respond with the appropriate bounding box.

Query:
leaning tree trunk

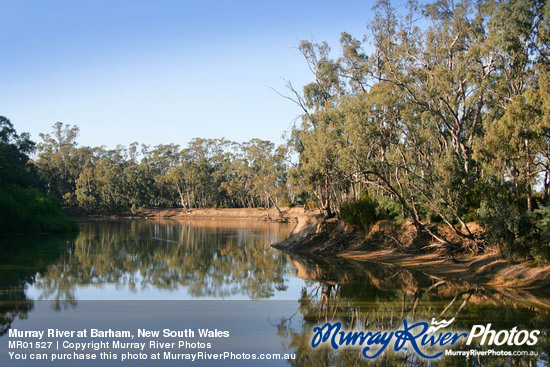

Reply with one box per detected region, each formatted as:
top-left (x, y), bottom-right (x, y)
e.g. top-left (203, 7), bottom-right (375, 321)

top-left (265, 190), bottom-right (285, 221)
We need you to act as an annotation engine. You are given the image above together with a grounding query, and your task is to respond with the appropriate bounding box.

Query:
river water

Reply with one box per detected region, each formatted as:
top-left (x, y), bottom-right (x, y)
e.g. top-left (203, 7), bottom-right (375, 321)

top-left (0, 219), bottom-right (548, 366)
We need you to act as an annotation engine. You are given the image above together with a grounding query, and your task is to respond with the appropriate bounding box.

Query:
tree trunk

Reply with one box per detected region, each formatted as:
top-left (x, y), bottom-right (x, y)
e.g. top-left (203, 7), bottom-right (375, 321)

top-left (266, 190), bottom-right (284, 220)
top-left (323, 172), bottom-right (334, 218)
top-left (527, 184), bottom-right (533, 212)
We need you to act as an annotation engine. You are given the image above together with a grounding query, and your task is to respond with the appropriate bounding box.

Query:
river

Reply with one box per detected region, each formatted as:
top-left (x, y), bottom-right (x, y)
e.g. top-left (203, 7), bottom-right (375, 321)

top-left (0, 219), bottom-right (548, 366)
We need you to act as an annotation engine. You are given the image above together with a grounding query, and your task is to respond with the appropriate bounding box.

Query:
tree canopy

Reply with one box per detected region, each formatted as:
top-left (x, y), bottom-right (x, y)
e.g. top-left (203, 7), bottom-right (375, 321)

top-left (284, 0), bottom-right (550, 259)
top-left (0, 117), bottom-right (77, 233)
top-left (34, 123), bottom-right (290, 214)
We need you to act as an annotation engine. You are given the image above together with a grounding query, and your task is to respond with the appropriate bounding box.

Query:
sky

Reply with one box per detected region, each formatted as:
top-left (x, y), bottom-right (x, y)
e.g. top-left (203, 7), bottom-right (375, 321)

top-left (1, 0), bottom-right (377, 149)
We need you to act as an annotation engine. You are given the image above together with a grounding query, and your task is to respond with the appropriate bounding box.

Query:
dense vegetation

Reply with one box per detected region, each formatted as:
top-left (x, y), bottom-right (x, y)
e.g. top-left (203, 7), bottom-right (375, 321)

top-left (34, 122), bottom-right (290, 213)
top-left (4, 0), bottom-right (550, 260)
top-left (283, 0), bottom-right (550, 261)
top-left (0, 117), bottom-right (78, 234)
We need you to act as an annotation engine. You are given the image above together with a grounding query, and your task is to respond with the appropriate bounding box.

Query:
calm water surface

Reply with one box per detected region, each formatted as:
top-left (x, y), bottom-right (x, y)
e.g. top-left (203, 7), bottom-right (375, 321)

top-left (0, 219), bottom-right (548, 365)
top-left (23, 219), bottom-right (299, 301)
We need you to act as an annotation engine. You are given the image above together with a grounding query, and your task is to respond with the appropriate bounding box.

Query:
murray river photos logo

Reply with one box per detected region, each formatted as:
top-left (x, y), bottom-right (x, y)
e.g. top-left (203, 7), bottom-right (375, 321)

top-left (311, 318), bottom-right (540, 359)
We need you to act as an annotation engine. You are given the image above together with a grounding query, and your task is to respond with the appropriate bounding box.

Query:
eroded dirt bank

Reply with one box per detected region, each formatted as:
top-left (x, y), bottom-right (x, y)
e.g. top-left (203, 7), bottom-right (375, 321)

top-left (272, 214), bottom-right (550, 294)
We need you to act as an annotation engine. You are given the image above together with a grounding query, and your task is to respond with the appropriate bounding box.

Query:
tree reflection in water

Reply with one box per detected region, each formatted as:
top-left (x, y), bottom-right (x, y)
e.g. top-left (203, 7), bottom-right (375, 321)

top-left (32, 219), bottom-right (293, 301)
top-left (277, 253), bottom-right (549, 366)
top-left (1, 220), bottom-right (548, 366)
top-left (0, 234), bottom-right (75, 334)
top-left (1, 220), bottom-right (292, 333)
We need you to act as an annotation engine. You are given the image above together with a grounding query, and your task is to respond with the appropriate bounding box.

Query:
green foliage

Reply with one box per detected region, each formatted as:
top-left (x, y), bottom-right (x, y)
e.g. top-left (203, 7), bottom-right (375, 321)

top-left (533, 203), bottom-right (550, 264)
top-left (0, 116), bottom-right (39, 188)
top-left (0, 185), bottom-right (79, 234)
top-left (280, 0), bottom-right (550, 259)
top-left (478, 187), bottom-right (550, 264)
top-left (36, 122), bottom-right (81, 204)
top-left (528, 245), bottom-right (550, 266)
top-left (339, 194), bottom-right (378, 231)
top-left (535, 202), bottom-right (550, 234)
top-left (374, 195), bottom-right (402, 221)
top-left (340, 193), bottom-right (402, 231)
top-left (0, 117), bottom-right (78, 234)
top-left (478, 185), bottom-right (537, 260)
top-left (463, 188), bottom-right (482, 223)
top-left (33, 125), bottom-right (290, 213)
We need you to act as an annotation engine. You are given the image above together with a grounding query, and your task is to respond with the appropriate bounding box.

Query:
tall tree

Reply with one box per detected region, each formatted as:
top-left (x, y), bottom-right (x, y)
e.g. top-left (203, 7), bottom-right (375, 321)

top-left (0, 116), bottom-right (37, 187)
top-left (37, 122), bottom-right (81, 205)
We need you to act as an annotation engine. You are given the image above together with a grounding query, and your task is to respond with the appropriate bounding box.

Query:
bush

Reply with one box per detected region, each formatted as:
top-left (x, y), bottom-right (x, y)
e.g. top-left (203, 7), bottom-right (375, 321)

top-left (529, 245), bottom-right (550, 265)
top-left (0, 185), bottom-right (79, 234)
top-left (478, 185), bottom-right (538, 261)
top-left (339, 194), bottom-right (378, 231)
top-left (375, 195), bottom-right (402, 221)
top-left (478, 189), bottom-right (550, 265)
top-left (463, 187), bottom-right (482, 222)
top-left (533, 203), bottom-right (550, 264)
top-left (535, 203), bottom-right (550, 237)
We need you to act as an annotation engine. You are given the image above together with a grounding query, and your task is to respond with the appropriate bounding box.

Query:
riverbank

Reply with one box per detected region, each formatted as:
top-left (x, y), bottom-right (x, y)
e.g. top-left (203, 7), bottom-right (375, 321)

top-left (66, 206), bottom-right (308, 223)
top-left (272, 214), bottom-right (550, 294)
top-left (67, 206), bottom-right (550, 293)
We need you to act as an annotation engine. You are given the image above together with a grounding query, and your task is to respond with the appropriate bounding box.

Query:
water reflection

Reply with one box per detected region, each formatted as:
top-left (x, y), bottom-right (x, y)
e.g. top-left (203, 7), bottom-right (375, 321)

top-left (278, 253), bottom-right (549, 366)
top-left (1, 220), bottom-right (548, 365)
top-left (1, 219), bottom-right (294, 338)
top-left (30, 220), bottom-right (294, 302)
top-left (0, 233), bottom-right (75, 335)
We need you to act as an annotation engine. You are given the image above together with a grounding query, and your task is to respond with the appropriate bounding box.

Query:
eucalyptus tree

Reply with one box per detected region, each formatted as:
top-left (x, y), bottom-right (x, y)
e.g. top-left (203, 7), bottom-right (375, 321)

top-left (363, 0), bottom-right (495, 239)
top-left (0, 116), bottom-right (37, 187)
top-left (37, 122), bottom-right (81, 205)
top-left (184, 138), bottom-right (230, 207)
top-left (141, 143), bottom-right (181, 207)
top-left (287, 1), bottom-right (484, 239)
top-left (74, 146), bottom-right (99, 211)
top-left (220, 149), bottom-right (252, 207)
top-left (474, 0), bottom-right (550, 210)
top-left (242, 139), bottom-right (289, 212)
top-left (165, 156), bottom-right (194, 209)
top-left (287, 41), bottom-right (346, 217)
top-left (286, 0), bottom-right (550, 248)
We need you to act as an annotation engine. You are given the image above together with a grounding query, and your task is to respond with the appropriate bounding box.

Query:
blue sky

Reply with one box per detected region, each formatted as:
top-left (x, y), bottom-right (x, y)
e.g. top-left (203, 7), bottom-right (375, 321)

top-left (1, 0), bottom-right (376, 148)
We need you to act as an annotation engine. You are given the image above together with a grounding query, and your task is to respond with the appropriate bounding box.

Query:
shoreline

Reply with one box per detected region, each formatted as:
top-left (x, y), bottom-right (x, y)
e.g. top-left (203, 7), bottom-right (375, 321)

top-left (65, 206), bottom-right (308, 222)
top-left (67, 207), bottom-right (550, 295)
top-left (272, 214), bottom-right (550, 296)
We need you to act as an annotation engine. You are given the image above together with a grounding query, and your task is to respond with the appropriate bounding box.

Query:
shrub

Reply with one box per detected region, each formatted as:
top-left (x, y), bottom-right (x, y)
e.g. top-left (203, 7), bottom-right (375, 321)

top-left (375, 195), bottom-right (402, 221)
top-left (0, 185), bottom-right (79, 234)
top-left (535, 202), bottom-right (550, 237)
top-left (478, 185), bottom-right (537, 261)
top-left (533, 203), bottom-right (550, 264)
top-left (339, 194), bottom-right (378, 231)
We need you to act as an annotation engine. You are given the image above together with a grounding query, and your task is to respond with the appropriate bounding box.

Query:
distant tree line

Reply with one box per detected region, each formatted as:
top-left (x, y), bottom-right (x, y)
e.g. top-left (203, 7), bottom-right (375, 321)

top-left (285, 0), bottom-right (550, 260)
top-left (34, 122), bottom-right (290, 214)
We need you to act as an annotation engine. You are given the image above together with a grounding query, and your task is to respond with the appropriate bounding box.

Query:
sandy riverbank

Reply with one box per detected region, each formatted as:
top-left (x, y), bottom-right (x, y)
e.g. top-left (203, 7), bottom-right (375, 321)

top-left (71, 206), bottom-right (309, 222)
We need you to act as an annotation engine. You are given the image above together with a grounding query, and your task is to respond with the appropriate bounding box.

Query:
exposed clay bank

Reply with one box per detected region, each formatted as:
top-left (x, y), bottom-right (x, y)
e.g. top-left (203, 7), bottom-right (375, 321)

top-left (272, 214), bottom-right (550, 296)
